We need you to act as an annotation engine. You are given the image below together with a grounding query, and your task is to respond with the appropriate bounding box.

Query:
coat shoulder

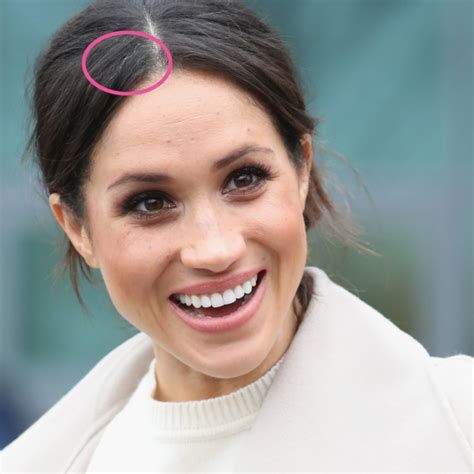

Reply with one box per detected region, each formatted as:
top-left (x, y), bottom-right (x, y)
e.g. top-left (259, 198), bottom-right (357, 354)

top-left (0, 331), bottom-right (153, 472)
top-left (429, 354), bottom-right (473, 452)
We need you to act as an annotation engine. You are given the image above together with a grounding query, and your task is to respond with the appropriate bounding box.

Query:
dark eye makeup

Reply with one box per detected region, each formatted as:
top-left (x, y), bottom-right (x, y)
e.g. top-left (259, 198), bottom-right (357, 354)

top-left (117, 160), bottom-right (277, 222)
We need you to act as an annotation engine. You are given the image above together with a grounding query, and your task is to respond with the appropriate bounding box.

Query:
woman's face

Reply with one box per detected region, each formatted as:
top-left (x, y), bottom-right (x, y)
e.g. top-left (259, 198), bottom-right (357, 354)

top-left (50, 70), bottom-right (313, 401)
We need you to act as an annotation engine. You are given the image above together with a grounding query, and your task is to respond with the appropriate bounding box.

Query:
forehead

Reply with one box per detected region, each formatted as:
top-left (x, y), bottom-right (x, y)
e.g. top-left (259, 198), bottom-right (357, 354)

top-left (91, 71), bottom-right (277, 171)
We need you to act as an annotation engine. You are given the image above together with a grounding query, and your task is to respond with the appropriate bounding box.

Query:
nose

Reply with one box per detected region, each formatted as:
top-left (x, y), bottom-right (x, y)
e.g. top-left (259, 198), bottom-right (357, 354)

top-left (180, 206), bottom-right (246, 273)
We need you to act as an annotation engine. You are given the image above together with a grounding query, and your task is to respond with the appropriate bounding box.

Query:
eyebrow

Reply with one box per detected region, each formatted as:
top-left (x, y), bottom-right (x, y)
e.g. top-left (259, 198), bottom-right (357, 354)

top-left (106, 143), bottom-right (275, 192)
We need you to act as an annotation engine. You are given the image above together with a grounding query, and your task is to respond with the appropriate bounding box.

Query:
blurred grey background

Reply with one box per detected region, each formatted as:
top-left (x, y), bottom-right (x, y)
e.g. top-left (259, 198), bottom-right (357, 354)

top-left (1, 0), bottom-right (472, 449)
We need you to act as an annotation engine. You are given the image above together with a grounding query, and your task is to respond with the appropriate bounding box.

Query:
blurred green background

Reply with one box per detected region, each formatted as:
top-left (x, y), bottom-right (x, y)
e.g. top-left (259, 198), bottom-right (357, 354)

top-left (1, 0), bottom-right (472, 448)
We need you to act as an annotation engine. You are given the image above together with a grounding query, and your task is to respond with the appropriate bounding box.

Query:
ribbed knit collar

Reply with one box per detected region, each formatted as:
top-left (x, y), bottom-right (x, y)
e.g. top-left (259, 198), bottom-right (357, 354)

top-left (123, 352), bottom-right (287, 441)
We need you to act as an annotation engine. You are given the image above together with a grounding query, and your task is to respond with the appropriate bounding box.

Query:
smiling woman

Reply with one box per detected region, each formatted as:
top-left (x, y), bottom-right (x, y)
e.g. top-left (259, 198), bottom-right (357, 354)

top-left (2, 0), bottom-right (472, 472)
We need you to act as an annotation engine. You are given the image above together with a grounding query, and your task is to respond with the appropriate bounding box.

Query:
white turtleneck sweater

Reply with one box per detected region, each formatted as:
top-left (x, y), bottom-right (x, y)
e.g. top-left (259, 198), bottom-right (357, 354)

top-left (86, 353), bottom-right (286, 473)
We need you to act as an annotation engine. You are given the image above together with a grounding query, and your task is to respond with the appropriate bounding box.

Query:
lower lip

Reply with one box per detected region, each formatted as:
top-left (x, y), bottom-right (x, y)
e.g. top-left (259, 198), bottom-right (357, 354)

top-left (168, 271), bottom-right (266, 334)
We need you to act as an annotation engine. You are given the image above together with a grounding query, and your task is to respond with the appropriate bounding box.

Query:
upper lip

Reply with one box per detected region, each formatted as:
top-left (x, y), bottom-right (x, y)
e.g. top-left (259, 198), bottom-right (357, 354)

top-left (169, 268), bottom-right (265, 297)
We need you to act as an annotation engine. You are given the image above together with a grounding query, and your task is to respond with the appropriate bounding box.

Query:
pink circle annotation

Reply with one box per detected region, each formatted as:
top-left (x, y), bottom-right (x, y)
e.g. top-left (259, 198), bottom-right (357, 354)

top-left (81, 30), bottom-right (173, 96)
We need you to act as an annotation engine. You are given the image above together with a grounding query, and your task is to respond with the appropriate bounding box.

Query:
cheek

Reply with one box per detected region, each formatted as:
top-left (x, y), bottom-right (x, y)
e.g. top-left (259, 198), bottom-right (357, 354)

top-left (269, 205), bottom-right (306, 269)
top-left (94, 225), bottom-right (168, 314)
top-left (249, 190), bottom-right (308, 294)
top-left (250, 189), bottom-right (307, 253)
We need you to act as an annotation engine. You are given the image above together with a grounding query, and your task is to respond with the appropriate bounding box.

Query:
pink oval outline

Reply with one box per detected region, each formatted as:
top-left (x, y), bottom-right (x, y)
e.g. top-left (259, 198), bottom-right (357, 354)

top-left (81, 30), bottom-right (173, 96)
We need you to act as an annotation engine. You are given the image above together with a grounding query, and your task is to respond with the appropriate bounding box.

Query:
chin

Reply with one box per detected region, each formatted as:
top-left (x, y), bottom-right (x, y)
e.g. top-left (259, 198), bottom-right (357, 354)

top-left (196, 343), bottom-right (269, 380)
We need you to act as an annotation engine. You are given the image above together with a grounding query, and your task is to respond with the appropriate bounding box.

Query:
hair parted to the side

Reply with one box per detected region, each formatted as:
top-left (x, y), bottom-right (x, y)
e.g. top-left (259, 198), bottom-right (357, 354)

top-left (22, 0), bottom-right (379, 324)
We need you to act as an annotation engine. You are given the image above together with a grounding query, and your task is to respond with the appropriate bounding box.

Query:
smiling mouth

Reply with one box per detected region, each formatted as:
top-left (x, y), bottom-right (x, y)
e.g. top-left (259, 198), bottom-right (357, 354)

top-left (170, 270), bottom-right (265, 318)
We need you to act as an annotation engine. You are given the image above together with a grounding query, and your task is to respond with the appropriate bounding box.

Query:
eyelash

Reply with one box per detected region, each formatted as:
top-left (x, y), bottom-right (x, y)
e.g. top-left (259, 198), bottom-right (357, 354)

top-left (119, 161), bottom-right (276, 222)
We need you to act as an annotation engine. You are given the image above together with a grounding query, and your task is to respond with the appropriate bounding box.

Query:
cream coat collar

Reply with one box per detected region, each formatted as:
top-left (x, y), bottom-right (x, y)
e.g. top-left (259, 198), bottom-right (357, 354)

top-left (2, 266), bottom-right (472, 472)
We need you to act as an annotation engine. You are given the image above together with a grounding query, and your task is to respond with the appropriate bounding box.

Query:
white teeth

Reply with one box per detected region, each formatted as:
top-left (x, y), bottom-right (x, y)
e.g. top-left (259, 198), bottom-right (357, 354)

top-left (234, 284), bottom-right (245, 299)
top-left (176, 273), bottom-right (260, 309)
top-left (200, 295), bottom-right (212, 308)
top-left (210, 293), bottom-right (224, 307)
top-left (191, 295), bottom-right (202, 308)
top-left (222, 289), bottom-right (237, 305)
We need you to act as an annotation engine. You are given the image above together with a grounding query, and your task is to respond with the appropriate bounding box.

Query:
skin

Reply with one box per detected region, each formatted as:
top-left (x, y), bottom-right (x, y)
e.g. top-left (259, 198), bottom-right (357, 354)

top-left (49, 70), bottom-right (313, 402)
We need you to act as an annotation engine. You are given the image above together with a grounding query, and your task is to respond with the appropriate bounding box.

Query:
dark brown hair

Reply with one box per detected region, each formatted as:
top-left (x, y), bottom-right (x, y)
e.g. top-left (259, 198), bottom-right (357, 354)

top-left (22, 0), bottom-right (378, 323)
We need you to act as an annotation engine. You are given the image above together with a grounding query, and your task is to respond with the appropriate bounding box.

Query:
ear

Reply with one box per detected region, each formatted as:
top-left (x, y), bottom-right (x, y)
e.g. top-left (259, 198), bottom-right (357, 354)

top-left (298, 133), bottom-right (313, 210)
top-left (48, 193), bottom-right (100, 269)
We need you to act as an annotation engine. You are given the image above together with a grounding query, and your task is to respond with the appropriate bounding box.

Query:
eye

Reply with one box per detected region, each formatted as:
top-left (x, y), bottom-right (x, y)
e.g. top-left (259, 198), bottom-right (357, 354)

top-left (135, 194), bottom-right (172, 213)
top-left (121, 191), bottom-right (175, 221)
top-left (224, 164), bottom-right (274, 194)
top-left (119, 161), bottom-right (277, 221)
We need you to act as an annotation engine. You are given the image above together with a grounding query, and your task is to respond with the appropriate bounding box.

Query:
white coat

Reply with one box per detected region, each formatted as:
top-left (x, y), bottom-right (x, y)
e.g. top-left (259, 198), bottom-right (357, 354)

top-left (1, 266), bottom-right (473, 472)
